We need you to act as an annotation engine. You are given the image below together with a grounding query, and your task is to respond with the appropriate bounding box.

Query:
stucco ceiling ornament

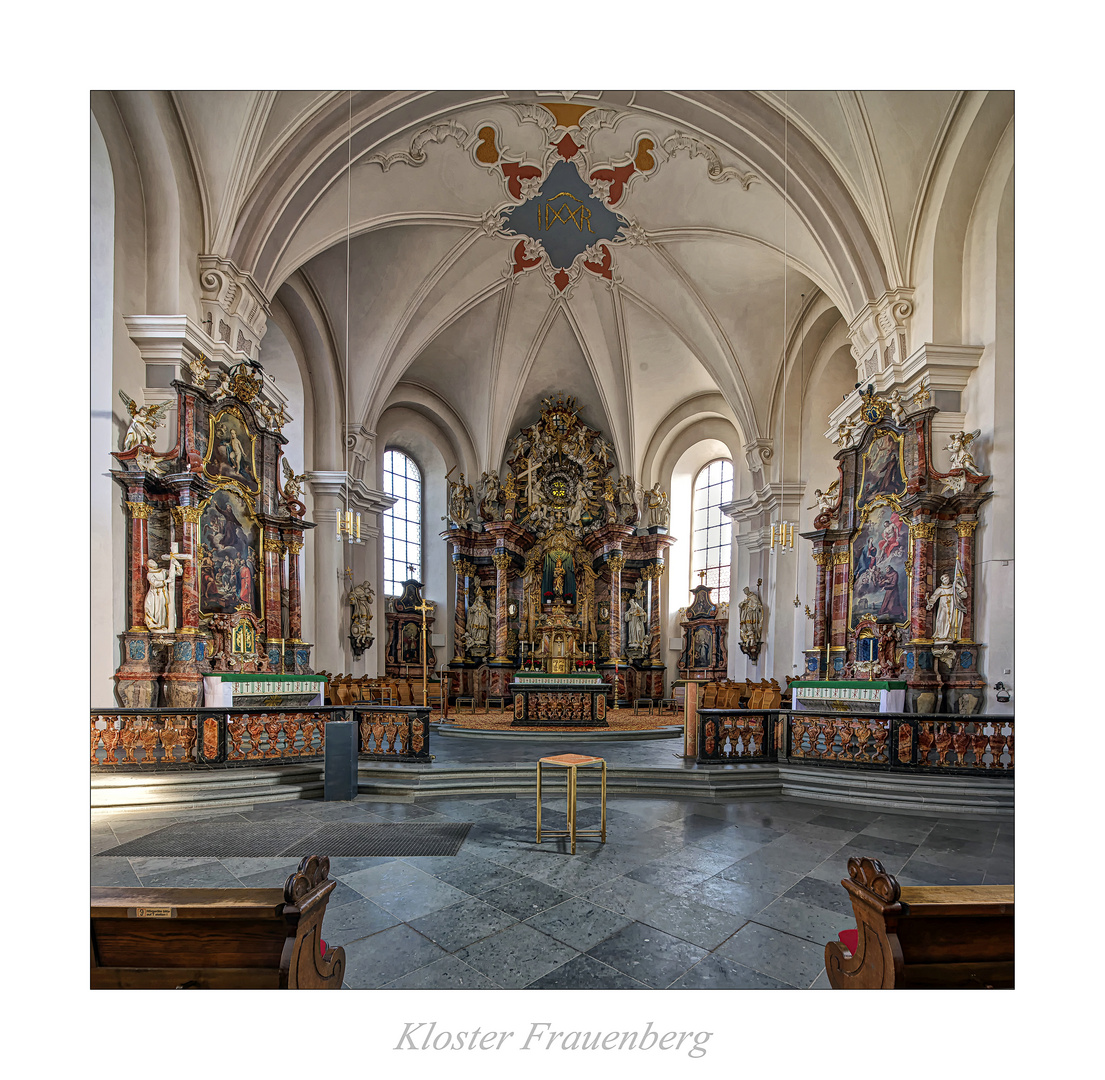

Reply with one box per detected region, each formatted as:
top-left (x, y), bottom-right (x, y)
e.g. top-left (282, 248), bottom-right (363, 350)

top-left (364, 120), bottom-right (471, 172)
top-left (661, 132), bottom-right (760, 190)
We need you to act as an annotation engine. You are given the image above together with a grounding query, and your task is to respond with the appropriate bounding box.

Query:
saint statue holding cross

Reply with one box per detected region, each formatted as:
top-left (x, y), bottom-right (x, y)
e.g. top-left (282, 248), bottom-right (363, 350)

top-left (144, 547), bottom-right (191, 632)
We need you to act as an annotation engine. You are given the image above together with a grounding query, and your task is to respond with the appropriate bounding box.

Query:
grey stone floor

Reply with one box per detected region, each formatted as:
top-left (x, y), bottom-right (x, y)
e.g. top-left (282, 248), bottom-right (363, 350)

top-left (92, 789), bottom-right (1014, 990)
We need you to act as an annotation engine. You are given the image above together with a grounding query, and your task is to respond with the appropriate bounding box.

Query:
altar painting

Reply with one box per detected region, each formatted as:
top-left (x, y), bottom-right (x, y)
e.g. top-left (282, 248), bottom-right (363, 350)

top-left (203, 407), bottom-right (259, 493)
top-left (857, 431), bottom-right (905, 508)
top-left (199, 488), bottom-right (262, 617)
top-left (850, 504), bottom-right (908, 629)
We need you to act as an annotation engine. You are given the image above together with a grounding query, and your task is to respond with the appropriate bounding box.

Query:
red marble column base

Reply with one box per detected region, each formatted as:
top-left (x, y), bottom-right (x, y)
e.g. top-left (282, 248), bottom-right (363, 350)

top-left (641, 669), bottom-right (665, 699)
top-left (487, 667), bottom-right (514, 697)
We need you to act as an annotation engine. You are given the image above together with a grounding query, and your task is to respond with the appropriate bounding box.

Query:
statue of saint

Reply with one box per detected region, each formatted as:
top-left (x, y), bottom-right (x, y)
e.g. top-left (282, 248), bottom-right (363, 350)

top-left (625, 596), bottom-right (648, 650)
top-left (926, 564), bottom-right (968, 641)
top-left (465, 586), bottom-right (491, 649)
top-left (144, 552), bottom-right (187, 632)
top-left (553, 556), bottom-right (566, 597)
top-left (348, 581), bottom-right (374, 656)
top-left (646, 484), bottom-right (670, 527)
top-left (448, 473), bottom-right (474, 527)
top-left (739, 586), bottom-right (764, 648)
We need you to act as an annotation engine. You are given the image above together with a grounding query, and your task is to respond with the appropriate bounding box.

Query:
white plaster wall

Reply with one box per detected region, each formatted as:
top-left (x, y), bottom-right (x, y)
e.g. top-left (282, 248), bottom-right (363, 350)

top-left (91, 115), bottom-right (117, 706)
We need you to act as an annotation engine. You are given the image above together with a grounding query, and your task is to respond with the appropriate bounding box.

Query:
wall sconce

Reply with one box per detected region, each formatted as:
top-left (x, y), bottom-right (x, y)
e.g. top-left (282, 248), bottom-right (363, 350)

top-left (993, 681), bottom-right (1011, 703)
top-left (770, 521), bottom-right (796, 553)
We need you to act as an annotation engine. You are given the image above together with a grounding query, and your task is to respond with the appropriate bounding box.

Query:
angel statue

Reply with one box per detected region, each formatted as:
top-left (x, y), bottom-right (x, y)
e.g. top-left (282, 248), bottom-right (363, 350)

top-left (185, 352), bottom-right (210, 386)
top-left (119, 390), bottom-right (172, 451)
top-left (211, 369), bottom-right (232, 401)
top-left (807, 479), bottom-right (840, 517)
top-left (945, 430), bottom-right (981, 474)
top-left (281, 458), bottom-right (306, 516)
top-left (837, 415), bottom-right (860, 449)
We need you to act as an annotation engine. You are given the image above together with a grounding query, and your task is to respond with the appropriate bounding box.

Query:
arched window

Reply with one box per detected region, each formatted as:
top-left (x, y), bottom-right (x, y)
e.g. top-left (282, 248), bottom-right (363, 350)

top-left (383, 449), bottom-right (422, 596)
top-left (692, 458), bottom-right (733, 603)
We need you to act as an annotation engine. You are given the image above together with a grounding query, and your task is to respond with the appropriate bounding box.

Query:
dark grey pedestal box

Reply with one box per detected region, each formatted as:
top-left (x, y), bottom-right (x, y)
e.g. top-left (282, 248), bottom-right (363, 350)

top-left (324, 721), bottom-right (358, 801)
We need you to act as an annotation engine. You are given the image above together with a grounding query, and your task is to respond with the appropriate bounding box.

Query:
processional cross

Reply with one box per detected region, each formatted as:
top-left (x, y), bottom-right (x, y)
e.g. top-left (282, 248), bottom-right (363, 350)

top-left (416, 598), bottom-right (435, 707)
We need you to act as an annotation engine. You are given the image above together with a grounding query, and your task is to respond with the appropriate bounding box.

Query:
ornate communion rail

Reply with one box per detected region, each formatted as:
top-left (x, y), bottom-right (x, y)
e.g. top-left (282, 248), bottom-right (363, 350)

top-left (697, 708), bottom-right (1013, 775)
top-left (90, 705), bottom-right (431, 767)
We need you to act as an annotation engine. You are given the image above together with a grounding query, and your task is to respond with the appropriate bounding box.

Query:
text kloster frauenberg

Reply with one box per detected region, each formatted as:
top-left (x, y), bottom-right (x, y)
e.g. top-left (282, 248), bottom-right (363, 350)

top-left (396, 1021), bottom-right (712, 1058)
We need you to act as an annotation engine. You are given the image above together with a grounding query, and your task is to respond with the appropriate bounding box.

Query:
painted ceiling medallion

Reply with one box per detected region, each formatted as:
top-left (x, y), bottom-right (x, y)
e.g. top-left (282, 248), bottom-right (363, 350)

top-left (479, 104), bottom-right (658, 295)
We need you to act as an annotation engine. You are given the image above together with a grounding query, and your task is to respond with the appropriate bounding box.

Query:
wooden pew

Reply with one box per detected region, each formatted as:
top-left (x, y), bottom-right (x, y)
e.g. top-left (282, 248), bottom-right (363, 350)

top-left (91, 855), bottom-right (346, 989)
top-left (825, 856), bottom-right (1013, 989)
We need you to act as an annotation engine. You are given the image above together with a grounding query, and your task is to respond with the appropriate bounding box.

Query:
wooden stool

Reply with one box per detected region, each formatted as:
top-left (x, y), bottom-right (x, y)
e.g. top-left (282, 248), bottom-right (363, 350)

top-left (536, 753), bottom-right (607, 855)
top-left (486, 695), bottom-right (506, 712)
top-left (658, 697), bottom-right (679, 715)
top-left (633, 697), bottom-right (653, 716)
top-left (455, 696), bottom-right (476, 714)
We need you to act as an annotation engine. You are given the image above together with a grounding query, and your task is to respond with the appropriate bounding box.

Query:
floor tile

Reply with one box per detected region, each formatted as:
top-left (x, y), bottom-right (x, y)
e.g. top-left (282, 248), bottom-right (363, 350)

top-left (780, 875), bottom-right (854, 917)
top-left (367, 877), bottom-right (475, 921)
top-left (340, 923), bottom-right (450, 989)
top-left (341, 859), bottom-right (435, 898)
top-left (523, 897), bottom-right (633, 952)
top-left (717, 921), bottom-right (832, 988)
top-left (408, 896), bottom-right (519, 951)
top-left (897, 856), bottom-right (986, 886)
top-left (755, 895), bottom-right (850, 947)
top-left (455, 922), bottom-right (578, 989)
top-left (668, 954), bottom-right (794, 989)
top-left (585, 922), bottom-right (707, 989)
top-left (580, 876), bottom-right (671, 920)
top-left (91, 858), bottom-right (142, 886)
top-left (135, 859), bottom-right (245, 888)
top-left (321, 895), bottom-right (401, 946)
top-left (379, 954), bottom-right (501, 989)
top-left (419, 855), bottom-right (524, 897)
top-left (525, 953), bottom-right (649, 989)
top-left (640, 893), bottom-right (747, 950)
top-left (479, 876), bottom-right (576, 920)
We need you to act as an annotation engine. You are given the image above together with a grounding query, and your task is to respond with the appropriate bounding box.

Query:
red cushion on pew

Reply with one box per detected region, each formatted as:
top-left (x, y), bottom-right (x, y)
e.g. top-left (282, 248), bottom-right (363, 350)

top-left (838, 928), bottom-right (858, 954)
top-left (320, 939), bottom-right (328, 957)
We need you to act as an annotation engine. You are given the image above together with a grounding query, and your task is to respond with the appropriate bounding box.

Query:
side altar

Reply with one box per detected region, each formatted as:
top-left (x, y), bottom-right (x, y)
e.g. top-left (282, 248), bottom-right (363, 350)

top-left (443, 396), bottom-right (674, 708)
top-left (111, 356), bottom-right (316, 708)
top-left (801, 384), bottom-right (991, 713)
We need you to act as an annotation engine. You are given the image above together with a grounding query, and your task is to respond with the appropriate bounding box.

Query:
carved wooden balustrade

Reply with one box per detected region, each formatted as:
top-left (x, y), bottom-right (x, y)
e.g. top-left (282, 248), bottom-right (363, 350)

top-left (353, 706), bottom-right (431, 759)
top-left (697, 709), bottom-right (1014, 775)
top-left (92, 705), bottom-right (430, 767)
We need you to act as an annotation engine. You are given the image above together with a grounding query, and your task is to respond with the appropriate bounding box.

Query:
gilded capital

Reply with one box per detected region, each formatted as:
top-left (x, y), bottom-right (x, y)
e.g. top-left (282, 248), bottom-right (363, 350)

top-left (831, 552), bottom-right (851, 565)
top-left (910, 522), bottom-right (936, 541)
top-left (263, 537), bottom-right (285, 554)
top-left (955, 521), bottom-right (978, 538)
top-left (607, 553), bottom-right (627, 573)
top-left (171, 505), bottom-right (202, 527)
top-left (285, 540), bottom-right (303, 556)
top-left (125, 501), bottom-right (151, 519)
top-left (812, 552), bottom-right (831, 566)
top-left (491, 551), bottom-right (512, 572)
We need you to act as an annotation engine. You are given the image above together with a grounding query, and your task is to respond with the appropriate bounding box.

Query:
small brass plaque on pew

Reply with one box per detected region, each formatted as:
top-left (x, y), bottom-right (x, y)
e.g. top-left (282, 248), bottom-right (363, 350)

top-left (129, 907), bottom-right (176, 918)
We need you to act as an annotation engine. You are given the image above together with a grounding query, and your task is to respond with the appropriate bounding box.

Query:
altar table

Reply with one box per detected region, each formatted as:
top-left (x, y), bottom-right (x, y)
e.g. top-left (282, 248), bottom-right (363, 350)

top-left (510, 674), bottom-right (610, 727)
top-left (790, 680), bottom-right (906, 714)
top-left (202, 673), bottom-right (327, 708)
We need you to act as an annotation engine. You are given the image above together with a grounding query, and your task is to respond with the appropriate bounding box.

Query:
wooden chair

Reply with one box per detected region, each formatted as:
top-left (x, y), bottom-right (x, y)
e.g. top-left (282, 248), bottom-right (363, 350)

top-left (91, 855), bottom-right (346, 989)
top-left (825, 857), bottom-right (1013, 989)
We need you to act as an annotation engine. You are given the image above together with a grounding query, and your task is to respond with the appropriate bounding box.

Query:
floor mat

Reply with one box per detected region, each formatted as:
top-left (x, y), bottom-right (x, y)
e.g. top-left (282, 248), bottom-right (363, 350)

top-left (96, 821), bottom-right (473, 858)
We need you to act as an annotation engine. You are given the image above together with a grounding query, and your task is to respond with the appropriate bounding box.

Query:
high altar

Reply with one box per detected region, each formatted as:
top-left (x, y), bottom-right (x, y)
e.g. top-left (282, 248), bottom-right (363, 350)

top-left (443, 396), bottom-right (674, 712)
top-left (800, 384), bottom-right (991, 713)
top-left (111, 357), bottom-right (315, 708)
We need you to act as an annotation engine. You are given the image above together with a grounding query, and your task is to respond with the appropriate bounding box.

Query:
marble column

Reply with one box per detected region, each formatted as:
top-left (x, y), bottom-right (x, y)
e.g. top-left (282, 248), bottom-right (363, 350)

top-left (812, 551), bottom-right (830, 650)
top-left (452, 556), bottom-right (470, 661)
top-left (171, 504), bottom-right (202, 634)
top-left (908, 520), bottom-right (936, 641)
top-left (607, 552), bottom-right (626, 660)
top-left (125, 500), bottom-right (152, 631)
top-left (955, 519), bottom-right (978, 642)
top-left (263, 529), bottom-right (284, 665)
top-left (830, 551), bottom-right (850, 672)
top-left (646, 562), bottom-right (664, 666)
top-left (286, 538), bottom-right (304, 643)
top-left (491, 550), bottom-right (512, 663)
